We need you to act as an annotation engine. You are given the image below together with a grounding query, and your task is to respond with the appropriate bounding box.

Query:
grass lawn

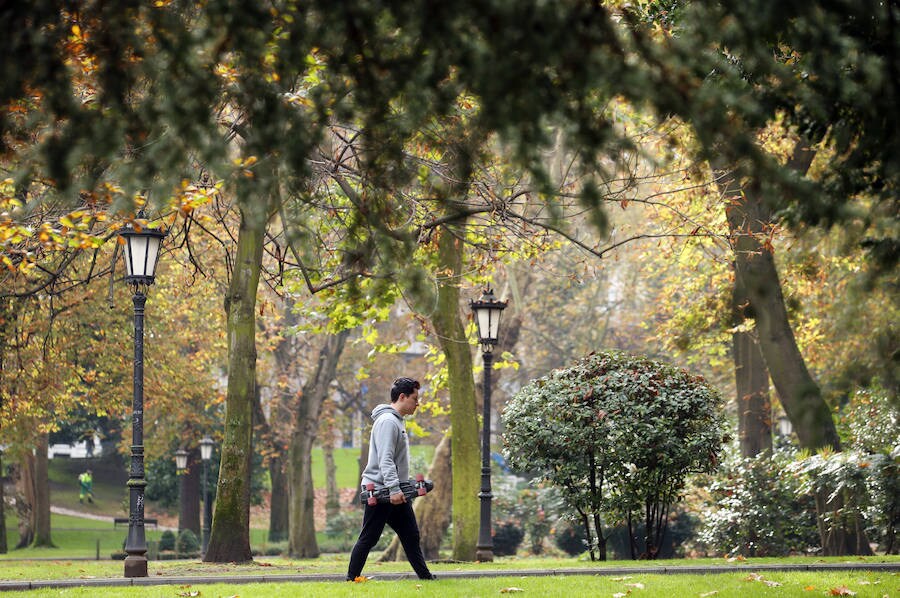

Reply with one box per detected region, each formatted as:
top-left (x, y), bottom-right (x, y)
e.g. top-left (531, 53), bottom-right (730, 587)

top-left (0, 513), bottom-right (171, 560)
top-left (42, 445), bottom-right (435, 512)
top-left (1, 554), bottom-right (898, 580)
top-left (2, 567), bottom-right (898, 597)
top-left (2, 445), bottom-right (436, 559)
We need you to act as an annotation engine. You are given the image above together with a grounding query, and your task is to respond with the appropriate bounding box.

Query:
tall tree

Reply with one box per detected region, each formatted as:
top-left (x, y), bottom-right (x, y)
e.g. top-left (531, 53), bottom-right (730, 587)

top-left (715, 145), bottom-right (872, 555)
top-left (287, 329), bottom-right (348, 558)
top-left (204, 200), bottom-right (268, 563)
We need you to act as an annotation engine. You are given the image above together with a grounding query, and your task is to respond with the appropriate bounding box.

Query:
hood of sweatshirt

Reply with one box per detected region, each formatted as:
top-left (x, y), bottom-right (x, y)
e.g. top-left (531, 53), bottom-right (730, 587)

top-left (371, 403), bottom-right (402, 422)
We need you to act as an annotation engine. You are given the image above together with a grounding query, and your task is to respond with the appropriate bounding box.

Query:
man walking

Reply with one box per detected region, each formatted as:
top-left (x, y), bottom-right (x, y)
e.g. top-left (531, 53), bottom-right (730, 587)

top-left (347, 377), bottom-right (436, 581)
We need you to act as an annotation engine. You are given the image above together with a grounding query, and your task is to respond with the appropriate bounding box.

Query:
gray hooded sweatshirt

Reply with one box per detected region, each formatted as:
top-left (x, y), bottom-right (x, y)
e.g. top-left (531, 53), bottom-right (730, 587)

top-left (361, 404), bottom-right (409, 496)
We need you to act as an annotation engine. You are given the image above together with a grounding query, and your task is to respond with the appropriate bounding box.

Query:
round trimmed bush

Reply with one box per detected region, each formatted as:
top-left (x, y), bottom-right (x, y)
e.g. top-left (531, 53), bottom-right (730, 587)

top-left (502, 350), bottom-right (727, 560)
top-left (159, 530), bottom-right (176, 552)
top-left (492, 521), bottom-right (525, 556)
top-left (176, 529), bottom-right (200, 555)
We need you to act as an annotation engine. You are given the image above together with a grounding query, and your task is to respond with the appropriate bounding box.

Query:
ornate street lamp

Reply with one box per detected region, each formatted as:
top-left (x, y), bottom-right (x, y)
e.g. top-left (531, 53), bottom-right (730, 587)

top-left (199, 435), bottom-right (215, 556)
top-left (174, 448), bottom-right (189, 534)
top-left (469, 287), bottom-right (507, 562)
top-left (119, 217), bottom-right (165, 578)
top-left (174, 448), bottom-right (189, 472)
top-left (777, 414), bottom-right (794, 438)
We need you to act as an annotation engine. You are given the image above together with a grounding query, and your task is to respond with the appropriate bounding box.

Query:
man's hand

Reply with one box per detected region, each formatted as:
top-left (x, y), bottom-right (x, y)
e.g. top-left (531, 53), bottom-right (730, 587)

top-left (390, 492), bottom-right (407, 505)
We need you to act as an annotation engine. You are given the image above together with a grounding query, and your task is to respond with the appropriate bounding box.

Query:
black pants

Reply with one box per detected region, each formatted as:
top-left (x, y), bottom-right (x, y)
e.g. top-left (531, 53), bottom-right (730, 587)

top-left (347, 501), bottom-right (432, 580)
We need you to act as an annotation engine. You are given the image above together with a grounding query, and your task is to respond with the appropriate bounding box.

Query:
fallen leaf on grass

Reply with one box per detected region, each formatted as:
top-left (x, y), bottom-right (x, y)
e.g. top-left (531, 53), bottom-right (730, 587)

top-left (499, 587), bottom-right (525, 593)
top-left (743, 573), bottom-right (764, 582)
top-left (176, 592), bottom-right (200, 597)
top-left (612, 593), bottom-right (628, 598)
top-left (699, 592), bottom-right (718, 597)
top-left (828, 587), bottom-right (856, 596)
top-left (804, 586), bottom-right (816, 591)
top-left (624, 583), bottom-right (645, 589)
top-left (611, 576), bottom-right (633, 582)
top-left (763, 580), bottom-right (782, 587)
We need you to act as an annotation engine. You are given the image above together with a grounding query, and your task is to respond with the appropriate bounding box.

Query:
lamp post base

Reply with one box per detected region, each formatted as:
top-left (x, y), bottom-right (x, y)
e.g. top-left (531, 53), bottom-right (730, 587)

top-left (475, 546), bottom-right (494, 562)
top-left (123, 555), bottom-right (148, 578)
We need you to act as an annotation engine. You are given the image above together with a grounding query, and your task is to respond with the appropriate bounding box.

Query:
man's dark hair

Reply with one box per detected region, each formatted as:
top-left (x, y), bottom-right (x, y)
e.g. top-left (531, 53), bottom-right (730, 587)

top-left (391, 377), bottom-right (420, 402)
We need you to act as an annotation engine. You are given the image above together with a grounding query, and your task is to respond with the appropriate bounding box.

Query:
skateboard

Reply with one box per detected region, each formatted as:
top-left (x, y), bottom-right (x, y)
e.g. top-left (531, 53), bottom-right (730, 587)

top-left (359, 474), bottom-right (434, 505)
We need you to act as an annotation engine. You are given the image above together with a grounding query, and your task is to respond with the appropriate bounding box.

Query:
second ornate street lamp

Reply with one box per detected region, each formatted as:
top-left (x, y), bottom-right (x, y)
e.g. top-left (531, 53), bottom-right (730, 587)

top-left (199, 435), bottom-right (215, 556)
top-left (119, 217), bottom-right (165, 578)
top-left (777, 414), bottom-right (794, 438)
top-left (470, 287), bottom-right (507, 562)
top-left (174, 448), bottom-right (189, 534)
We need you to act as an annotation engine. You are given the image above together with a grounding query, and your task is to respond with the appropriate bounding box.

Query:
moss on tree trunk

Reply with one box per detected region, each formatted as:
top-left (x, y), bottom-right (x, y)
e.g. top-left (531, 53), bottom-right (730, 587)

top-left (203, 206), bottom-right (265, 563)
top-left (430, 223), bottom-right (479, 561)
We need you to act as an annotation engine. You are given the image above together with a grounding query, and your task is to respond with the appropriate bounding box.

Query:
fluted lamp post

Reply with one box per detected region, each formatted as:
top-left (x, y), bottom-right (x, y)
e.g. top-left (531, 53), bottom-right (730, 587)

top-left (199, 435), bottom-right (215, 556)
top-left (119, 219), bottom-right (165, 578)
top-left (469, 287), bottom-right (508, 562)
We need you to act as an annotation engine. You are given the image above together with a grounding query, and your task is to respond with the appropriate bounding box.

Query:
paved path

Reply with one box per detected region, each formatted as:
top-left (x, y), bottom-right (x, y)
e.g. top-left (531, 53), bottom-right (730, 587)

top-left (2, 562), bottom-right (898, 591)
top-left (50, 505), bottom-right (115, 523)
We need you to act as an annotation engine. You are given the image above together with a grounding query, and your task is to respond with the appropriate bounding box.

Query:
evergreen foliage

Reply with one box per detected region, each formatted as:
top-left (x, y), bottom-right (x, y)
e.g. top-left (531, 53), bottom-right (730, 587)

top-left (699, 448), bottom-right (820, 557)
top-left (502, 351), bottom-right (727, 560)
top-left (175, 528), bottom-right (200, 556)
top-left (158, 530), bottom-right (176, 553)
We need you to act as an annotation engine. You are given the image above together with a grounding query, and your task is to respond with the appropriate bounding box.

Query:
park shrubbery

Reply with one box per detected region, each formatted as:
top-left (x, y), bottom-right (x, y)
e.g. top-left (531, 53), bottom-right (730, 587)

top-left (698, 445), bottom-right (899, 557)
top-left (176, 529), bottom-right (200, 557)
top-left (502, 351), bottom-right (727, 560)
top-left (158, 530), bottom-right (176, 552)
top-left (698, 448), bottom-right (820, 556)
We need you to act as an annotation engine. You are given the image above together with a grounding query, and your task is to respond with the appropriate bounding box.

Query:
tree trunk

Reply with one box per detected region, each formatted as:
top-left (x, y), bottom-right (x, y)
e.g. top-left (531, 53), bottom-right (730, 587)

top-left (15, 454), bottom-right (34, 549)
top-left (288, 330), bottom-right (348, 558)
top-left (715, 148), bottom-right (872, 555)
top-left (379, 432), bottom-right (453, 561)
top-left (31, 434), bottom-right (53, 548)
top-left (732, 277), bottom-right (773, 458)
top-left (0, 298), bottom-right (11, 553)
top-left (322, 429), bottom-right (341, 519)
top-left (179, 450), bottom-right (201, 537)
top-left (414, 221), bottom-right (480, 561)
top-left (204, 205), bottom-right (266, 563)
top-left (259, 298), bottom-right (299, 545)
top-left (0, 449), bottom-right (6, 554)
top-left (268, 456), bottom-right (289, 543)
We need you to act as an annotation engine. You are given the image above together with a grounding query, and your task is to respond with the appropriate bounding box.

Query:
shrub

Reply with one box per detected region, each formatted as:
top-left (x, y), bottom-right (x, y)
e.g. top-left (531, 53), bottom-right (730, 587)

top-left (793, 447), bottom-right (900, 555)
top-left (158, 530), bottom-right (176, 552)
top-left (553, 518), bottom-right (588, 556)
top-left (519, 486), bottom-right (560, 555)
top-left (699, 448), bottom-right (819, 556)
top-left (492, 521), bottom-right (525, 556)
top-left (503, 351), bottom-right (727, 560)
top-left (176, 529), bottom-right (200, 555)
